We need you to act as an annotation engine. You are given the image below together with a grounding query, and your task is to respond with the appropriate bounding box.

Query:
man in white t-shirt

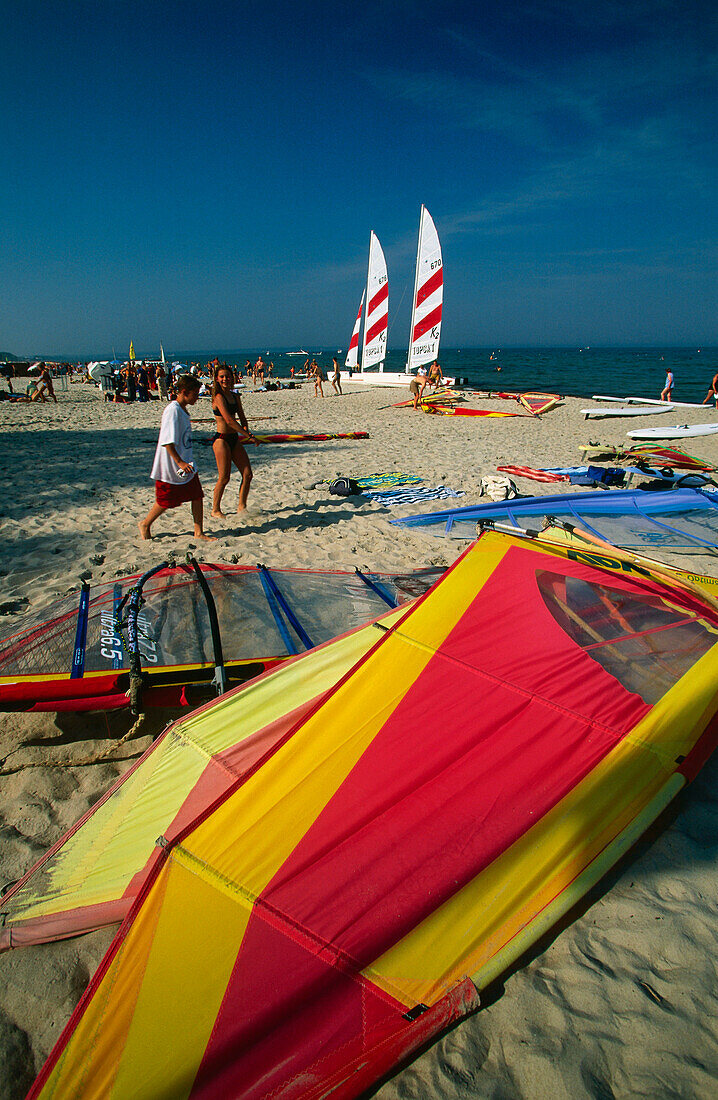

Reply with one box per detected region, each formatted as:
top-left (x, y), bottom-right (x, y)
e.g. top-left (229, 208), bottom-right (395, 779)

top-left (138, 375), bottom-right (214, 541)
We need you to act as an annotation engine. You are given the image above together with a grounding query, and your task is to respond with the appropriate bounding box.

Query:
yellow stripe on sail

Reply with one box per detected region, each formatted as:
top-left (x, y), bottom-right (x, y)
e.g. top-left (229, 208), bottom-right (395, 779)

top-left (37, 543), bottom-right (503, 1097)
top-left (363, 639), bottom-right (718, 1006)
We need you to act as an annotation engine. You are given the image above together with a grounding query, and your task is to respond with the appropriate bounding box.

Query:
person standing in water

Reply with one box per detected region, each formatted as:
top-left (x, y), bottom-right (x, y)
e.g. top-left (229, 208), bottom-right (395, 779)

top-left (211, 365), bottom-right (255, 517)
top-left (139, 374), bottom-right (213, 540)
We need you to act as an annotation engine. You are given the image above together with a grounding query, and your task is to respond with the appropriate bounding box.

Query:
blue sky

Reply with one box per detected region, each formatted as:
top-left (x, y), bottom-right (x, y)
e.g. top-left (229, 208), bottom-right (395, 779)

top-left (1, 0), bottom-right (716, 355)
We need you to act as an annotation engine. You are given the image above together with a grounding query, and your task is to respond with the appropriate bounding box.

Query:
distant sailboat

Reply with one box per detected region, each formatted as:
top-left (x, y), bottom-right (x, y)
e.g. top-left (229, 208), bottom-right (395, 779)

top-left (406, 204), bottom-right (443, 373)
top-left (361, 231), bottom-right (389, 371)
top-left (344, 290), bottom-right (364, 371)
top-left (346, 207), bottom-right (453, 387)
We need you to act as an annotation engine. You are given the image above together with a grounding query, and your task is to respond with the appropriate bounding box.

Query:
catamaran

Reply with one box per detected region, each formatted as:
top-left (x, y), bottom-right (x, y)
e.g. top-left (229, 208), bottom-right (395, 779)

top-left (343, 206), bottom-right (457, 387)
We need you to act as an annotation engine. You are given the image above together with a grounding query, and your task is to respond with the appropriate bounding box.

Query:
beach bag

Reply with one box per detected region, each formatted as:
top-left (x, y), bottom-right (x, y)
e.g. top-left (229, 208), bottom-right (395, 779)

top-left (328, 477), bottom-right (361, 496)
top-left (480, 475), bottom-right (518, 501)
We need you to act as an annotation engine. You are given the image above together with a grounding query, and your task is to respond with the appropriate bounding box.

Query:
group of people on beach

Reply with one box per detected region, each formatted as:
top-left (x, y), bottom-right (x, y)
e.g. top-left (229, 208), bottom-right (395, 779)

top-left (99, 360), bottom-right (169, 403)
top-left (295, 357), bottom-right (342, 397)
top-left (139, 366), bottom-right (255, 541)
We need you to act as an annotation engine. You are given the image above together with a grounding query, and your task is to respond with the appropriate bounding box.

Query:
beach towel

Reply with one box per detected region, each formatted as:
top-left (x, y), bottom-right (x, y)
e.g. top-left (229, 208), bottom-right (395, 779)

top-left (313, 473), bottom-right (423, 490)
top-left (356, 473), bottom-right (423, 489)
top-left (364, 485), bottom-right (465, 506)
top-left (496, 465), bottom-right (568, 483)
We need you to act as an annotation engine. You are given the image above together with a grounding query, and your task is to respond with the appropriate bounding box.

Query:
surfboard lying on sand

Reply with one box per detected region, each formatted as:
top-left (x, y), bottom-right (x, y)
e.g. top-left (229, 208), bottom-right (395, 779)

top-left (627, 424), bottom-right (718, 440)
top-left (593, 395), bottom-right (710, 410)
top-left (582, 406), bottom-right (674, 418)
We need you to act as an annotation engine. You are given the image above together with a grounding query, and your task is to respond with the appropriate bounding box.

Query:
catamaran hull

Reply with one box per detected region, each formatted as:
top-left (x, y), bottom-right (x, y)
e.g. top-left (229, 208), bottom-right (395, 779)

top-left (341, 370), bottom-right (459, 388)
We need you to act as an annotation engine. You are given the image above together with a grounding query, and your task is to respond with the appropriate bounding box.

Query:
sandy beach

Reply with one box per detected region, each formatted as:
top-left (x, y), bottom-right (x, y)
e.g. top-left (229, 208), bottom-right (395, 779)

top-left (1, 379), bottom-right (718, 1098)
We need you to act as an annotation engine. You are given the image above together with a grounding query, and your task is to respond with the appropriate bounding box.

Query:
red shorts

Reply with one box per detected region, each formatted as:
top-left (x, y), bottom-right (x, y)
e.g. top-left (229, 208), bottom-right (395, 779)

top-left (155, 475), bottom-right (203, 509)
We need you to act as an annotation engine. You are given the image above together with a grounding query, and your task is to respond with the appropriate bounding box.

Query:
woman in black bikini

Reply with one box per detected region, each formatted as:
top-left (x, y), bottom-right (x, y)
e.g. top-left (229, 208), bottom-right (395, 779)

top-left (211, 366), bottom-right (254, 516)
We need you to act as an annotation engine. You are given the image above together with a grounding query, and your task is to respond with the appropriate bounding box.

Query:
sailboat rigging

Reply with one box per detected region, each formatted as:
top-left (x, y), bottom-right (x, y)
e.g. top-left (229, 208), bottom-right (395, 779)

top-left (407, 204), bottom-right (443, 372)
top-left (344, 206), bottom-right (453, 386)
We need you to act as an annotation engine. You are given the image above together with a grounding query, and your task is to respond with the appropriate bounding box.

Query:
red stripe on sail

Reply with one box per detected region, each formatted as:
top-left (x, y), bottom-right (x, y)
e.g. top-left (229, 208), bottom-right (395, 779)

top-left (365, 312), bottom-right (388, 345)
top-left (413, 303), bottom-right (442, 344)
top-left (416, 268), bottom-right (443, 308)
top-left (348, 333), bottom-right (359, 351)
top-left (368, 282), bottom-right (388, 315)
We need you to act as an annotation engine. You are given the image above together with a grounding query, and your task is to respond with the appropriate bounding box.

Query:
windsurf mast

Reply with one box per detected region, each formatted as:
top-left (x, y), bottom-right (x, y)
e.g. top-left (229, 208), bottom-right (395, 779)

top-left (189, 558), bottom-right (227, 697)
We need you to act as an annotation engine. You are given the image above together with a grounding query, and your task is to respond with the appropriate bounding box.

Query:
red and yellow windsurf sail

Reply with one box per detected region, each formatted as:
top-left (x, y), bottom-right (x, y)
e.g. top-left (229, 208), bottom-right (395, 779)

top-left (27, 533), bottom-right (718, 1099)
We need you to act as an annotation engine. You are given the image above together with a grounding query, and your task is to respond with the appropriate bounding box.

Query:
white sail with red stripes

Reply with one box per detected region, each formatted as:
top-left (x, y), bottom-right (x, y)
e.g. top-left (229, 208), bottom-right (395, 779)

top-left (344, 290), bottom-right (364, 370)
top-left (361, 231), bottom-right (388, 370)
top-left (407, 205), bottom-right (443, 371)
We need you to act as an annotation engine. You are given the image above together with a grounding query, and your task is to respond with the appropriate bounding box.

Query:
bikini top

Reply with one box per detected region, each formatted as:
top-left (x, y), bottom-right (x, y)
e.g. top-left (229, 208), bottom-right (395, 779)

top-left (212, 391), bottom-right (238, 416)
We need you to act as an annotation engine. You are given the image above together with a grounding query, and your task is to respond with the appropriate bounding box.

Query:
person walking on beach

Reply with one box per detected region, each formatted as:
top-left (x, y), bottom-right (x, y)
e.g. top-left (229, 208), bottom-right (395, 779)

top-left (330, 357), bottom-right (342, 396)
top-left (211, 365), bottom-right (255, 517)
top-left (139, 374), bottom-right (213, 540)
top-left (35, 365), bottom-right (58, 403)
top-left (702, 370), bottom-right (718, 405)
top-left (661, 369), bottom-right (674, 402)
top-left (312, 359), bottom-right (325, 397)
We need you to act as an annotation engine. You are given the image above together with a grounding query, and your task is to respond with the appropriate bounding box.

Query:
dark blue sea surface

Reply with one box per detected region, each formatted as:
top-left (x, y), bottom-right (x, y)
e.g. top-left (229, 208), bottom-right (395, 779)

top-left (175, 347), bottom-right (717, 404)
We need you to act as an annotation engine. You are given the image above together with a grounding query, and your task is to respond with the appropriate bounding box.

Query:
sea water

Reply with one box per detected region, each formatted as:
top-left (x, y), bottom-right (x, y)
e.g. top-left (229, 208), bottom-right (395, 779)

top-left (176, 347), bottom-right (717, 405)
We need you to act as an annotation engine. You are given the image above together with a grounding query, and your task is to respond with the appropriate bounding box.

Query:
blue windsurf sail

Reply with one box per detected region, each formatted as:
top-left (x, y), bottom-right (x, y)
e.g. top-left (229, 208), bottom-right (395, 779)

top-left (391, 488), bottom-right (718, 553)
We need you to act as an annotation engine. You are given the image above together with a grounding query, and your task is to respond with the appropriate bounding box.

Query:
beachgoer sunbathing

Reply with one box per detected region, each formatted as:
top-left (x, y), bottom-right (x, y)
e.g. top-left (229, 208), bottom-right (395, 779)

top-left (210, 365), bottom-right (255, 516)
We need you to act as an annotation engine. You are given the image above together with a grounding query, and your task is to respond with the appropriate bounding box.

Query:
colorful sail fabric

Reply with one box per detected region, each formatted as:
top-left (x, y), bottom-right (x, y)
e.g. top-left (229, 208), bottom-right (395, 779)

top-left (392, 487), bottom-right (718, 552)
top-left (344, 291), bottom-right (364, 370)
top-left (362, 231), bottom-right (388, 370)
top-left (408, 205), bottom-right (443, 370)
top-left (26, 532), bottom-right (718, 1099)
top-left (0, 562), bottom-right (437, 712)
top-left (427, 405), bottom-right (521, 417)
top-left (519, 392), bottom-right (560, 415)
top-left (580, 443), bottom-right (715, 471)
top-left (0, 607), bottom-right (413, 952)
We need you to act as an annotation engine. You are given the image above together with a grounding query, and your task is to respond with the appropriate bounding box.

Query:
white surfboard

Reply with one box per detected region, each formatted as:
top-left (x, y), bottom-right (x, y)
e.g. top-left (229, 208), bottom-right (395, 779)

top-left (627, 424), bottom-right (718, 440)
top-left (582, 405), bottom-right (674, 418)
top-left (592, 394), bottom-right (710, 410)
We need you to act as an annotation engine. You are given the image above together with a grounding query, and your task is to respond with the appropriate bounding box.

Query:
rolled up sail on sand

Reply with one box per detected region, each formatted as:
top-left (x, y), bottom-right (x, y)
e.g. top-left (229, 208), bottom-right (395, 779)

top-left (23, 531), bottom-right (718, 1100)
